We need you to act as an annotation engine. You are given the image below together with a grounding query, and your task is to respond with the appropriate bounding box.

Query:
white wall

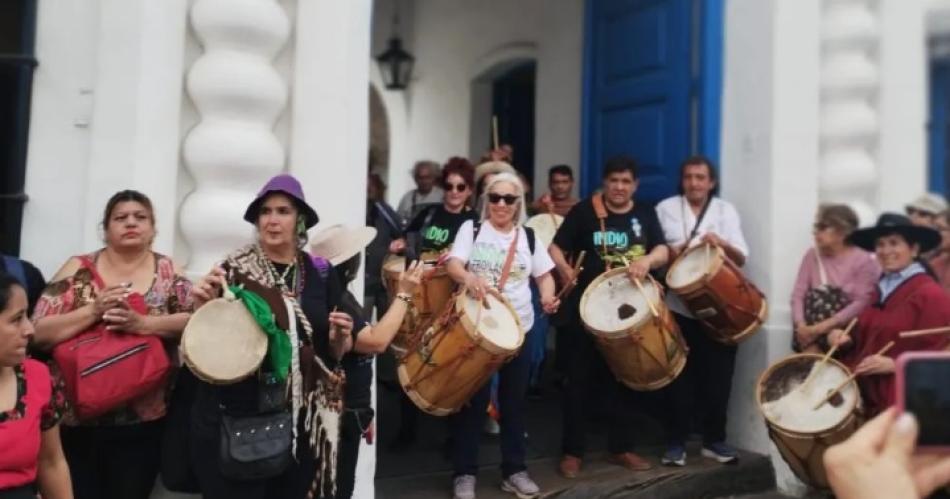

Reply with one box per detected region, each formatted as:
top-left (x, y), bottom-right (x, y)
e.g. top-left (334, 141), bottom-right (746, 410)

top-left (371, 0), bottom-right (584, 206)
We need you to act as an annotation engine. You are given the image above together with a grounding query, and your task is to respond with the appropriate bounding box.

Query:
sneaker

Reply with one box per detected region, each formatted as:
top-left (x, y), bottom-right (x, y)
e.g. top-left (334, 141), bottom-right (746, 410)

top-left (661, 444), bottom-right (686, 467)
top-left (501, 471), bottom-right (540, 499)
top-left (483, 417), bottom-right (500, 435)
top-left (453, 474), bottom-right (476, 499)
top-left (702, 442), bottom-right (739, 464)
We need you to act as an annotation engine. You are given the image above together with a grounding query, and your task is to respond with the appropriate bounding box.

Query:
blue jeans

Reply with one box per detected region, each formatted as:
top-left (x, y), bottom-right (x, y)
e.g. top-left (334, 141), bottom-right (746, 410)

top-left (527, 281), bottom-right (548, 387)
top-left (451, 345), bottom-right (531, 478)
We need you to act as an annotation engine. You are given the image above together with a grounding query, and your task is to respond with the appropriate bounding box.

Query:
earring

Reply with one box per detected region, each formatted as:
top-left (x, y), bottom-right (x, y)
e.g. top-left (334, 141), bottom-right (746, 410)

top-left (296, 216), bottom-right (306, 237)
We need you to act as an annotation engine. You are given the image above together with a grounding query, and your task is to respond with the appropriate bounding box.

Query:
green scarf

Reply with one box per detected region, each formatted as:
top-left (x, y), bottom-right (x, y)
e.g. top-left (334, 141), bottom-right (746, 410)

top-left (228, 285), bottom-right (291, 382)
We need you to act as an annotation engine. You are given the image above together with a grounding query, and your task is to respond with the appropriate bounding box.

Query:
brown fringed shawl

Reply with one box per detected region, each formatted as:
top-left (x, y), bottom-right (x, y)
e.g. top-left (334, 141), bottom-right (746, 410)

top-left (224, 244), bottom-right (344, 498)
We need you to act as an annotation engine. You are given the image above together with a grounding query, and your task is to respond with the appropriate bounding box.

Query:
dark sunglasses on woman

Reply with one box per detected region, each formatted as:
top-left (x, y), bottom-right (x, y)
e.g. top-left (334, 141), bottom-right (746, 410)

top-left (488, 193), bottom-right (519, 206)
top-left (444, 182), bottom-right (468, 193)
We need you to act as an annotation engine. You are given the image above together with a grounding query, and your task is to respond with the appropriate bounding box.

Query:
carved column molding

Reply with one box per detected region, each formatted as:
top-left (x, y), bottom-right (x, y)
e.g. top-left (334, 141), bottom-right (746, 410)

top-left (180, 0), bottom-right (290, 274)
top-left (819, 0), bottom-right (881, 223)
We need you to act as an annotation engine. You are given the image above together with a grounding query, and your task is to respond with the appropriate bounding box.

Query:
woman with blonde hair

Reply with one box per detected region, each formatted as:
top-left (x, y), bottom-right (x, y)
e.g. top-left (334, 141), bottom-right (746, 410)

top-left (444, 172), bottom-right (559, 499)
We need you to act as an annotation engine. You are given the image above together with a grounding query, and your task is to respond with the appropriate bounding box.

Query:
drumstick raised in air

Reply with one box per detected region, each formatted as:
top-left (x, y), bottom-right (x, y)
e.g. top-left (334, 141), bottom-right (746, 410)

top-left (813, 341), bottom-right (895, 410)
top-left (798, 318), bottom-right (858, 393)
top-left (899, 325), bottom-right (950, 339)
top-left (492, 116), bottom-right (500, 151)
top-left (554, 251), bottom-right (586, 302)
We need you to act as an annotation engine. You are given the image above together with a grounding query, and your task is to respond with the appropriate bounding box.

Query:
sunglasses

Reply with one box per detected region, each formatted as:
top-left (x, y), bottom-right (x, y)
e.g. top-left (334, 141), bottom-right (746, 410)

top-left (444, 182), bottom-right (468, 193)
top-left (488, 193), bottom-right (519, 206)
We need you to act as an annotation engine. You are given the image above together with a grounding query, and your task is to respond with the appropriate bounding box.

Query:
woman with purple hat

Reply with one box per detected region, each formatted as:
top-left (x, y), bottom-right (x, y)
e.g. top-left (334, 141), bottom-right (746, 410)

top-left (189, 174), bottom-right (355, 499)
top-left (828, 213), bottom-right (950, 416)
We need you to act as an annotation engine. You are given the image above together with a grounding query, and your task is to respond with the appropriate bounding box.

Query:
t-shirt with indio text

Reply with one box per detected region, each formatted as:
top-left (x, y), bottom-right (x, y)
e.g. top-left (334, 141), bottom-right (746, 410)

top-left (405, 205), bottom-right (478, 255)
top-left (553, 196), bottom-right (666, 293)
top-left (449, 220), bottom-right (555, 331)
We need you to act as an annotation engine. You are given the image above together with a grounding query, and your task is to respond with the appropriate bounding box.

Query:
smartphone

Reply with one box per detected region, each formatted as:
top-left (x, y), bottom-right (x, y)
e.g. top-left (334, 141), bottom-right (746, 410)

top-left (896, 352), bottom-right (950, 451)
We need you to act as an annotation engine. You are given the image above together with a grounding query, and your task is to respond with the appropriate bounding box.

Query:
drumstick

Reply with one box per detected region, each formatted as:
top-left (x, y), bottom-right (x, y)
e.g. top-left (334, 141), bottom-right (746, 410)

top-left (813, 341), bottom-right (895, 410)
top-left (492, 116), bottom-right (499, 151)
top-left (899, 325), bottom-right (950, 339)
top-left (554, 251), bottom-right (586, 302)
top-left (798, 318), bottom-right (858, 393)
top-left (632, 278), bottom-right (660, 319)
top-left (704, 242), bottom-right (711, 269)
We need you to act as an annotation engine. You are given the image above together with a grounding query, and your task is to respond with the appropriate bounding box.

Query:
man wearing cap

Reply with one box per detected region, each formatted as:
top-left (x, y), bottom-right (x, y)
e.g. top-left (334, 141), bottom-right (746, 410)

top-left (397, 160), bottom-right (444, 221)
top-left (905, 192), bottom-right (948, 229)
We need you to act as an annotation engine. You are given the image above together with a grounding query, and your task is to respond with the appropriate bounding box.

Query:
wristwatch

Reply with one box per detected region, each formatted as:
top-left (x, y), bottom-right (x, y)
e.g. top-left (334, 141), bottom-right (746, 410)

top-left (395, 293), bottom-right (413, 305)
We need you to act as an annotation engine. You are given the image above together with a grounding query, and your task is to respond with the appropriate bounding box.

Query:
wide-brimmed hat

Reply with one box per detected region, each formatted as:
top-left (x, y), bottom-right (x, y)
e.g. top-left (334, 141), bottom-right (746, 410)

top-left (309, 224), bottom-right (377, 265)
top-left (243, 174), bottom-right (320, 228)
top-left (905, 192), bottom-right (948, 216)
top-left (474, 160), bottom-right (516, 184)
top-left (848, 212), bottom-right (941, 253)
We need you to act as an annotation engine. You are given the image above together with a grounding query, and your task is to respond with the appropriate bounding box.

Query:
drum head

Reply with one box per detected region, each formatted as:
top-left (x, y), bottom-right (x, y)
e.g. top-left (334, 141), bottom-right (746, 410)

top-left (759, 355), bottom-right (859, 434)
top-left (461, 292), bottom-right (522, 350)
top-left (524, 214), bottom-right (563, 248)
top-left (667, 245), bottom-right (714, 289)
top-left (182, 296), bottom-right (268, 384)
top-left (581, 270), bottom-right (659, 334)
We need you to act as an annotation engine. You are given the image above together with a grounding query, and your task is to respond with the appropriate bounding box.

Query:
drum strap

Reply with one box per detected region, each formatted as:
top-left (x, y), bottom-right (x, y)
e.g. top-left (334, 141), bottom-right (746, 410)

top-left (497, 227), bottom-right (520, 290)
top-left (591, 193), bottom-right (609, 258)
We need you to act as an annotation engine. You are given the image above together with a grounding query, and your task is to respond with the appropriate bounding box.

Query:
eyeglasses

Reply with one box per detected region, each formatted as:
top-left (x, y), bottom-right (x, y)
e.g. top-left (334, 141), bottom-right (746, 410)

top-left (488, 193), bottom-right (519, 206)
top-left (444, 182), bottom-right (468, 193)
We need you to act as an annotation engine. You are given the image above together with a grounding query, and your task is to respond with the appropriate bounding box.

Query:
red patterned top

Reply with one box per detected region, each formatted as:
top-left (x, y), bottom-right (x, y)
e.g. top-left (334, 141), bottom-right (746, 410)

top-left (0, 359), bottom-right (66, 489)
top-left (33, 251), bottom-right (193, 426)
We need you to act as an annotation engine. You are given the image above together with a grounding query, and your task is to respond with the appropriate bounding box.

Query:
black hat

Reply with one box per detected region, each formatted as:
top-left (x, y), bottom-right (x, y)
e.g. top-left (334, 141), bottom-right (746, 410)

top-left (848, 212), bottom-right (940, 253)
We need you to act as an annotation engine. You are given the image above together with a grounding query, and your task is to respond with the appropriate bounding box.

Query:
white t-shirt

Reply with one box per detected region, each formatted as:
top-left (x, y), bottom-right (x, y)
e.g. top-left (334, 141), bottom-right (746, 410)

top-left (655, 195), bottom-right (750, 317)
top-left (449, 220), bottom-right (555, 331)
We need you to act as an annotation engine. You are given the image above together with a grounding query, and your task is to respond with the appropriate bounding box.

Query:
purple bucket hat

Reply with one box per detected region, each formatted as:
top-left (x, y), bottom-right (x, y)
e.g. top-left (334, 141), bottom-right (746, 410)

top-left (243, 174), bottom-right (320, 229)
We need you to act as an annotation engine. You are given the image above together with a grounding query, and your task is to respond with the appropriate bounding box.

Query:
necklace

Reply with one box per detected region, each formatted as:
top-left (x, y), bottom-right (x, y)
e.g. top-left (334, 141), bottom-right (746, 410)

top-left (258, 245), bottom-right (301, 297)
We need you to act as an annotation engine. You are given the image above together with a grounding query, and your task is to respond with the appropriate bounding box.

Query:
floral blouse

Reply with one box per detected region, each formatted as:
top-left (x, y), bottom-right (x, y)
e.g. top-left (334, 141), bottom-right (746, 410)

top-left (32, 251), bottom-right (193, 426)
top-left (0, 359), bottom-right (66, 489)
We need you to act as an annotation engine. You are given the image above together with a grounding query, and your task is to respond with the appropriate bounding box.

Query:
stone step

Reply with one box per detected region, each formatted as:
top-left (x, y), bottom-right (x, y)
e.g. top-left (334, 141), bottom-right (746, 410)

top-left (376, 448), bottom-right (775, 499)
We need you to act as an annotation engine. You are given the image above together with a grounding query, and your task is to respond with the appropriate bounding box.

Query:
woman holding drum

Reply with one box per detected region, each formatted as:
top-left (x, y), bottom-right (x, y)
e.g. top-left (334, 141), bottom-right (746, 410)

top-left (443, 172), bottom-right (558, 499)
top-left (32, 190), bottom-right (192, 499)
top-left (310, 224), bottom-right (424, 499)
top-left (188, 174), bottom-right (355, 499)
top-left (790, 204), bottom-right (880, 352)
top-left (828, 213), bottom-right (950, 416)
top-left (655, 156), bottom-right (752, 467)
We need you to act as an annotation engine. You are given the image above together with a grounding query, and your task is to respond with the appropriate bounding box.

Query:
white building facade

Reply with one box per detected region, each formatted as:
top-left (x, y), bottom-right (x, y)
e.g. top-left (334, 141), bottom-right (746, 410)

top-left (9, 0), bottom-right (949, 496)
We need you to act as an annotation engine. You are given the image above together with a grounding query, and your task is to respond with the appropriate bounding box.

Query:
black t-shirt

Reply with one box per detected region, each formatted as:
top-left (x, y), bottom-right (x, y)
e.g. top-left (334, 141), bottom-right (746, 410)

top-left (338, 289), bottom-right (373, 408)
top-left (405, 205), bottom-right (478, 255)
top-left (553, 196), bottom-right (666, 292)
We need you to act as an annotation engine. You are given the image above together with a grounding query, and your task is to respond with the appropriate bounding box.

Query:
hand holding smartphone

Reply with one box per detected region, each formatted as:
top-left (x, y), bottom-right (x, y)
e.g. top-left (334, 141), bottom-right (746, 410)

top-left (896, 351), bottom-right (950, 452)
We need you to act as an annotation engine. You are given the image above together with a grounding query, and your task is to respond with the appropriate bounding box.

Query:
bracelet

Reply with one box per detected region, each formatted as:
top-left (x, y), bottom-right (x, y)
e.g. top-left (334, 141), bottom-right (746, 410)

top-left (395, 293), bottom-right (413, 305)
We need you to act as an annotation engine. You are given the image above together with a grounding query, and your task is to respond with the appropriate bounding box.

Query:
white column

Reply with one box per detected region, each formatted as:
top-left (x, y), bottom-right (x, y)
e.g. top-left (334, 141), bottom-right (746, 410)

top-left (819, 0), bottom-right (882, 224)
top-left (179, 0), bottom-right (290, 275)
top-left (289, 2), bottom-right (374, 495)
top-left (81, 0), bottom-right (189, 254)
top-left (878, 0), bottom-right (927, 211)
top-left (722, 0), bottom-right (822, 494)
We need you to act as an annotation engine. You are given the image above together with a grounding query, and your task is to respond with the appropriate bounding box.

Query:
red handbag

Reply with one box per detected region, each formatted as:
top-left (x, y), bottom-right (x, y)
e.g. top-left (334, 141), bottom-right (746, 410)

top-left (52, 257), bottom-right (171, 420)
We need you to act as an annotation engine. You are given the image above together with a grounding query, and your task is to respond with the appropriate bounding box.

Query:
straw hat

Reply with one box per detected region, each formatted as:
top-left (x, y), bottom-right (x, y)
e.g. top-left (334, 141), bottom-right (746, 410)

top-left (474, 161), bottom-right (517, 184)
top-left (905, 192), bottom-right (948, 216)
top-left (309, 224), bottom-right (377, 265)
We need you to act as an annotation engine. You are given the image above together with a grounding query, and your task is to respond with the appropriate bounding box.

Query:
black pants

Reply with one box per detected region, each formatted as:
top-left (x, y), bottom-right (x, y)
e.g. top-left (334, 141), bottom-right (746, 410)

top-left (561, 320), bottom-right (639, 457)
top-left (61, 420), bottom-right (163, 499)
top-left (663, 313), bottom-right (737, 445)
top-left (336, 407), bottom-right (373, 499)
top-left (0, 484), bottom-right (36, 499)
top-left (451, 345), bottom-right (531, 477)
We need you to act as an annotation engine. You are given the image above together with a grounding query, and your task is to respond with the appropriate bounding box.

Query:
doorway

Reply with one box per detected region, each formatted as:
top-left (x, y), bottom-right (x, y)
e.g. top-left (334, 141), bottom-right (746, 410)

top-left (0, 0), bottom-right (38, 256)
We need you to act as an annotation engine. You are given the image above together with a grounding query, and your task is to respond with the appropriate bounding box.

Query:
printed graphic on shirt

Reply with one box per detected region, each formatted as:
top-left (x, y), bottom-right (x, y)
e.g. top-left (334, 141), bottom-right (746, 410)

top-left (594, 216), bottom-right (648, 268)
top-left (423, 225), bottom-right (452, 250)
top-left (469, 242), bottom-right (528, 288)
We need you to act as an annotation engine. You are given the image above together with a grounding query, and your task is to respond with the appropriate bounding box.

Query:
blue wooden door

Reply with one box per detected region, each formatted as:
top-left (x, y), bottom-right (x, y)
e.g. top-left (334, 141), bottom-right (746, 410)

top-left (581, 0), bottom-right (692, 203)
